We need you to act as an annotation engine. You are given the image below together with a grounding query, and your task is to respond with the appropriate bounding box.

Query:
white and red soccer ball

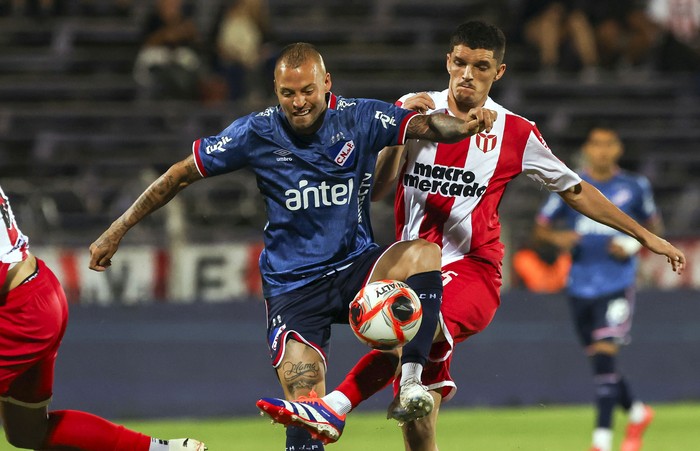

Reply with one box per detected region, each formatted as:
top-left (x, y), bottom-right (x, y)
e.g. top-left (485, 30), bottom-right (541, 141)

top-left (349, 280), bottom-right (423, 350)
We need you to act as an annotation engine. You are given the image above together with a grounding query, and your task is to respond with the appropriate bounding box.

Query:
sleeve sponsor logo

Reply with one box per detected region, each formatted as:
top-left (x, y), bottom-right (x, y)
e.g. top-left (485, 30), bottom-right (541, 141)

top-left (375, 111), bottom-right (397, 129)
top-left (205, 136), bottom-right (232, 154)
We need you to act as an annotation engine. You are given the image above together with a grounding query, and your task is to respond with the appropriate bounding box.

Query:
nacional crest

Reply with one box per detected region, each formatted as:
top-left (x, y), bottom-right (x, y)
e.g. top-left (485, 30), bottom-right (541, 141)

top-left (475, 133), bottom-right (497, 153)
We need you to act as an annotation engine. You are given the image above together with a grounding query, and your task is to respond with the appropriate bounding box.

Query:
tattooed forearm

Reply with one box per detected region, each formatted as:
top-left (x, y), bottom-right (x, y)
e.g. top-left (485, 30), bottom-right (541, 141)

top-left (406, 114), bottom-right (467, 143)
top-left (118, 156), bottom-right (201, 233)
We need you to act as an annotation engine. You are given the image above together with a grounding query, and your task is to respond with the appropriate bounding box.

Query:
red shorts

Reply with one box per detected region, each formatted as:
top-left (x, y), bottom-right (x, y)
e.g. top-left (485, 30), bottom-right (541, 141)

top-left (0, 258), bottom-right (68, 407)
top-left (395, 256), bottom-right (501, 401)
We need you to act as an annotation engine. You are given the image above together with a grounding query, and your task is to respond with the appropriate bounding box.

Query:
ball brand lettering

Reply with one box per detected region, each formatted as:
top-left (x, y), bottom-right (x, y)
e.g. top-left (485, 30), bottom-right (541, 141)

top-left (404, 162), bottom-right (487, 198)
top-left (285, 179), bottom-right (353, 211)
top-left (375, 281), bottom-right (398, 295)
top-left (375, 111), bottom-right (397, 129)
top-left (205, 136), bottom-right (232, 154)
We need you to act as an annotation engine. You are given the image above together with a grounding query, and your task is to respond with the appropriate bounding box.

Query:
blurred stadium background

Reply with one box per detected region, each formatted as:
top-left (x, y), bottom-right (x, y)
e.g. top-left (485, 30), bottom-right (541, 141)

top-left (0, 0), bottom-right (699, 446)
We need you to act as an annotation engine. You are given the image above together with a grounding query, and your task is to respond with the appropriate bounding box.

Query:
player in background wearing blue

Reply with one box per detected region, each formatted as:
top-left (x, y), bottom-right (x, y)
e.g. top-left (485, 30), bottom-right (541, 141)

top-left (0, 187), bottom-right (206, 451)
top-left (535, 125), bottom-right (662, 451)
top-left (89, 42), bottom-right (497, 450)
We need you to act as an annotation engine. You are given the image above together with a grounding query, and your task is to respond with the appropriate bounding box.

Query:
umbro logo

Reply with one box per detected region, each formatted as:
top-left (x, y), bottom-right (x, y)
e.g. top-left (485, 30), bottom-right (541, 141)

top-left (274, 149), bottom-right (293, 162)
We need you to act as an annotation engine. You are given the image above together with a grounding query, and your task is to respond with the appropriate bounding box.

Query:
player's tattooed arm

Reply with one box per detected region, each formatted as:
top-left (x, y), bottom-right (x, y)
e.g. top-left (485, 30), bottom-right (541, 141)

top-left (405, 107), bottom-right (497, 143)
top-left (89, 155), bottom-right (203, 271)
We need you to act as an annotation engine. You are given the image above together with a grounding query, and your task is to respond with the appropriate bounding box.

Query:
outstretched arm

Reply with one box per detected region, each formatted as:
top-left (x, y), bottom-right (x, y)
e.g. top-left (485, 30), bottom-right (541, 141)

top-left (372, 145), bottom-right (406, 201)
top-left (89, 155), bottom-right (203, 271)
top-left (405, 107), bottom-right (497, 143)
top-left (558, 180), bottom-right (685, 273)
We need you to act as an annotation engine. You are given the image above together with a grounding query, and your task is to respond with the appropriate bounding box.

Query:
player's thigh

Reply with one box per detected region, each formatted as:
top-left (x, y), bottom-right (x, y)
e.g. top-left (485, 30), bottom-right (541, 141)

top-left (0, 401), bottom-right (49, 448)
top-left (402, 391), bottom-right (442, 451)
top-left (370, 239), bottom-right (441, 282)
top-left (275, 339), bottom-right (327, 399)
top-left (439, 257), bottom-right (501, 344)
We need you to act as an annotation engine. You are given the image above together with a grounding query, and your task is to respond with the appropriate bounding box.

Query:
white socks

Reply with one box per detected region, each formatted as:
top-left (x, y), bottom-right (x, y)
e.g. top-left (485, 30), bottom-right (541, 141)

top-left (149, 438), bottom-right (169, 451)
top-left (628, 401), bottom-right (647, 424)
top-left (592, 428), bottom-right (612, 451)
top-left (323, 390), bottom-right (353, 415)
top-left (399, 362), bottom-right (424, 385)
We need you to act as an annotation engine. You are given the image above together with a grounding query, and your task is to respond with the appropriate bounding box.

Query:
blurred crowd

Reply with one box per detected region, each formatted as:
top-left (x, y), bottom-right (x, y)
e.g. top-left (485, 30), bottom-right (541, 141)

top-left (2, 0), bottom-right (698, 101)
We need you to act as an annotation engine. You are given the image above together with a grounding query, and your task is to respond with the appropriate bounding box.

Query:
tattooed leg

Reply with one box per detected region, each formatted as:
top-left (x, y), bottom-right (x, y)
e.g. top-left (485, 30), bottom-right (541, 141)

top-left (276, 339), bottom-right (327, 399)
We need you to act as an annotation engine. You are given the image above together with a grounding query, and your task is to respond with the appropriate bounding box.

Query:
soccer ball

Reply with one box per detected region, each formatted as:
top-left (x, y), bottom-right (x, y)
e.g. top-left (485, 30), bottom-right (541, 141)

top-left (349, 280), bottom-right (423, 350)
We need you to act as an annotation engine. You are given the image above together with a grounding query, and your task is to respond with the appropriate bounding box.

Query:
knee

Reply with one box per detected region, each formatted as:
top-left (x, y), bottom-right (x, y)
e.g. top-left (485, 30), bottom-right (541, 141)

top-left (404, 239), bottom-right (441, 273)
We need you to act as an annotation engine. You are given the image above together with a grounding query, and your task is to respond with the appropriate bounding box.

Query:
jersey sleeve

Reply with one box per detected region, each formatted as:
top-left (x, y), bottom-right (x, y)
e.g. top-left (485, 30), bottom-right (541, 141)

top-left (522, 125), bottom-right (581, 192)
top-left (192, 114), bottom-right (254, 177)
top-left (355, 98), bottom-right (418, 149)
top-left (536, 191), bottom-right (568, 226)
top-left (635, 175), bottom-right (659, 223)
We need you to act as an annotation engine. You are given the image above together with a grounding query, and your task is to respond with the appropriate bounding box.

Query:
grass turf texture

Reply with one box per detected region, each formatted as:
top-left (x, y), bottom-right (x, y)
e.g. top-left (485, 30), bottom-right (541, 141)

top-left (1, 403), bottom-right (697, 450)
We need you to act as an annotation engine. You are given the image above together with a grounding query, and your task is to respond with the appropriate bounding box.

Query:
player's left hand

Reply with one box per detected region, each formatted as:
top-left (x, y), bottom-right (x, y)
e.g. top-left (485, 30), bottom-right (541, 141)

top-left (643, 234), bottom-right (686, 274)
top-left (465, 107), bottom-right (497, 135)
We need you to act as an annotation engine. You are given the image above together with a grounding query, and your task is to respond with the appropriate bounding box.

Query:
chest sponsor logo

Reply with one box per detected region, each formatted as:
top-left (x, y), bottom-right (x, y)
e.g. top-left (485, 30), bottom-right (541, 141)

top-left (285, 179), bottom-right (354, 211)
top-left (475, 133), bottom-right (497, 153)
top-left (403, 162), bottom-right (487, 198)
top-left (328, 140), bottom-right (356, 167)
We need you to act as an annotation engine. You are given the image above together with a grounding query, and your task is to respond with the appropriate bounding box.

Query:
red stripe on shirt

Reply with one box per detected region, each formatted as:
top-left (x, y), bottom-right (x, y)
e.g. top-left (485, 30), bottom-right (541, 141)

top-left (192, 139), bottom-right (207, 177)
top-left (397, 112), bottom-right (419, 145)
top-left (417, 140), bottom-right (471, 246)
top-left (469, 116), bottom-right (531, 264)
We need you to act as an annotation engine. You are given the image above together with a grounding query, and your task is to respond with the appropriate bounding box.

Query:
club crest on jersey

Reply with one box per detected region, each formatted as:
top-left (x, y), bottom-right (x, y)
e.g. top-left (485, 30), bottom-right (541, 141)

top-left (475, 133), bottom-right (497, 153)
top-left (327, 140), bottom-right (356, 167)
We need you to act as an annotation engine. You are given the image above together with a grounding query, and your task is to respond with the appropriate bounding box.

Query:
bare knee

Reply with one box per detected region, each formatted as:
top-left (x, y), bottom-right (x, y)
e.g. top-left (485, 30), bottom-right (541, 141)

top-left (403, 239), bottom-right (441, 274)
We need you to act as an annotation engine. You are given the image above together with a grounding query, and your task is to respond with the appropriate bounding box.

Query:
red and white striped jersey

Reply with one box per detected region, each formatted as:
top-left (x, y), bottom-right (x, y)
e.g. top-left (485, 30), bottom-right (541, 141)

top-left (394, 90), bottom-right (581, 267)
top-left (0, 186), bottom-right (29, 281)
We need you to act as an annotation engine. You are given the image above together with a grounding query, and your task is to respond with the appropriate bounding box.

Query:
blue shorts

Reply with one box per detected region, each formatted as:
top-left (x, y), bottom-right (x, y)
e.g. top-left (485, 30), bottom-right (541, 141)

top-left (265, 245), bottom-right (390, 368)
top-left (569, 288), bottom-right (635, 347)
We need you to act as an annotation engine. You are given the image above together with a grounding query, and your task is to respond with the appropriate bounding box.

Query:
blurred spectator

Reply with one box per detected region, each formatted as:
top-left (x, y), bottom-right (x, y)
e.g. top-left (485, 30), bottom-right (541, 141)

top-left (583, 0), bottom-right (657, 70)
top-left (133, 0), bottom-right (202, 100)
top-left (210, 0), bottom-right (273, 103)
top-left (521, 1), bottom-right (601, 80)
top-left (512, 241), bottom-right (571, 293)
top-left (646, 0), bottom-right (700, 71)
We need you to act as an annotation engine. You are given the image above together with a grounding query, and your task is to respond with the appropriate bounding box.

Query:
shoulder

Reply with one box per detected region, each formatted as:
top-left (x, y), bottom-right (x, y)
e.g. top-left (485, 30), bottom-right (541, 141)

top-left (486, 97), bottom-right (534, 129)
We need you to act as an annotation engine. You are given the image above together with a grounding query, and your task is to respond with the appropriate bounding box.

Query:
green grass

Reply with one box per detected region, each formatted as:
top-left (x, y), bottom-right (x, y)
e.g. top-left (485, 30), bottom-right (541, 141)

top-left (1, 403), bottom-right (698, 450)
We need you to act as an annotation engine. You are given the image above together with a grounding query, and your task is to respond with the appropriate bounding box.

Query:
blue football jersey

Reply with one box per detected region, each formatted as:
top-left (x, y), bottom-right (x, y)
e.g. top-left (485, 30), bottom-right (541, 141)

top-left (193, 93), bottom-right (417, 297)
top-left (537, 170), bottom-right (658, 298)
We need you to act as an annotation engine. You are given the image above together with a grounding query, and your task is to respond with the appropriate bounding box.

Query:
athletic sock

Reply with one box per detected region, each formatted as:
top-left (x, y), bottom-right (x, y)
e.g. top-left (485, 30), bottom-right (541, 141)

top-left (322, 391), bottom-right (353, 416)
top-left (43, 410), bottom-right (151, 450)
top-left (334, 349), bottom-right (398, 409)
top-left (591, 353), bottom-right (618, 429)
top-left (617, 376), bottom-right (634, 410)
top-left (592, 427), bottom-right (612, 451)
top-left (628, 400), bottom-right (647, 423)
top-left (150, 438), bottom-right (170, 451)
top-left (401, 271), bottom-right (442, 367)
top-left (286, 425), bottom-right (324, 451)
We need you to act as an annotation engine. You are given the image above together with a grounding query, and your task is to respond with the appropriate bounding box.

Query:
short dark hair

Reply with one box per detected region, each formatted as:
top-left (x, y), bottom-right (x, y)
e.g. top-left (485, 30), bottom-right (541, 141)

top-left (450, 21), bottom-right (506, 64)
top-left (277, 42), bottom-right (325, 71)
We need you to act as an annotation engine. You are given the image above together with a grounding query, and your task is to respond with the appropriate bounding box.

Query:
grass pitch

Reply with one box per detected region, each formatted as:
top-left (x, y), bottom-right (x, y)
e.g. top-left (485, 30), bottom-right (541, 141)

top-left (1, 403), bottom-right (697, 450)
top-left (130, 402), bottom-right (699, 450)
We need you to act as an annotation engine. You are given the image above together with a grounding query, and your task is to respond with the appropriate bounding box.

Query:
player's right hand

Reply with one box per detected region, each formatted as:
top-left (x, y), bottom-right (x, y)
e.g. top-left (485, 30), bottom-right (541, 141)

top-left (401, 92), bottom-right (436, 113)
top-left (88, 230), bottom-right (121, 271)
